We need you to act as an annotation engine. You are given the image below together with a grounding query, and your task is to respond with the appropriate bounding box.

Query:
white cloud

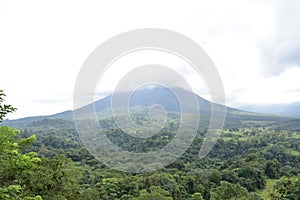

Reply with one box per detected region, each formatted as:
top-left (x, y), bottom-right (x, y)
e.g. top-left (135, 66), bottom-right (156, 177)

top-left (0, 0), bottom-right (299, 119)
top-left (229, 66), bottom-right (300, 106)
top-left (258, 0), bottom-right (300, 76)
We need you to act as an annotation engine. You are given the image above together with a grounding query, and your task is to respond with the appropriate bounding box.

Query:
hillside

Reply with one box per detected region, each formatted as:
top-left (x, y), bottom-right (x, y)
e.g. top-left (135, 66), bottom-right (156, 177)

top-left (3, 86), bottom-right (297, 130)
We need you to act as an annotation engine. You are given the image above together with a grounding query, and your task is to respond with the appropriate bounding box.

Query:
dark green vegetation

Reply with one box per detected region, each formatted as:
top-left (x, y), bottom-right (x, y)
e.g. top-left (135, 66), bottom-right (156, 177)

top-left (1, 90), bottom-right (300, 199)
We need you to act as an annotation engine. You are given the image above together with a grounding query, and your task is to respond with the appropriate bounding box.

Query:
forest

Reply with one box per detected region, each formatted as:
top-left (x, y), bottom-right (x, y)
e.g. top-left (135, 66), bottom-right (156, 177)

top-left (1, 90), bottom-right (300, 200)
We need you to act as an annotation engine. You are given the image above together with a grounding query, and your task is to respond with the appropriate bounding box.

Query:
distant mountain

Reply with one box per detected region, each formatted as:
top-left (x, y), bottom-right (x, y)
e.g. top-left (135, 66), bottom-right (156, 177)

top-left (3, 86), bottom-right (298, 129)
top-left (239, 102), bottom-right (300, 117)
top-left (73, 86), bottom-right (237, 117)
top-left (1, 86), bottom-right (231, 127)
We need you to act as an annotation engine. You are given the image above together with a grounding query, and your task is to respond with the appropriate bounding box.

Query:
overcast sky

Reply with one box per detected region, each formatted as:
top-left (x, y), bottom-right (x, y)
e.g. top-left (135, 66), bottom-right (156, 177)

top-left (1, 0), bottom-right (300, 119)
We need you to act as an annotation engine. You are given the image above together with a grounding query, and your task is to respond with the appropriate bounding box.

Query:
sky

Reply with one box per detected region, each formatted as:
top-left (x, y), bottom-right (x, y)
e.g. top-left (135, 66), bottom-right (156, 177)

top-left (1, 0), bottom-right (300, 119)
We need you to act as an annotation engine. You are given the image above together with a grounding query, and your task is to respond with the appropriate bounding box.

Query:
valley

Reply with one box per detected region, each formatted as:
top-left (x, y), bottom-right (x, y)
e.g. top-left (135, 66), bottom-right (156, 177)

top-left (1, 87), bottom-right (300, 199)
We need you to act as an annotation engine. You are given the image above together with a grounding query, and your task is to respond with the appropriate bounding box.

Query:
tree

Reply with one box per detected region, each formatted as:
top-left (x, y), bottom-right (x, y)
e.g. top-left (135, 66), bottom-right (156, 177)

top-left (191, 192), bottom-right (204, 200)
top-left (238, 166), bottom-right (265, 191)
top-left (99, 177), bottom-right (120, 199)
top-left (134, 186), bottom-right (172, 200)
top-left (265, 159), bottom-right (281, 179)
top-left (0, 90), bottom-right (41, 199)
top-left (79, 188), bottom-right (100, 200)
top-left (270, 175), bottom-right (300, 200)
top-left (21, 155), bottom-right (81, 199)
top-left (210, 181), bottom-right (262, 200)
top-left (0, 127), bottom-right (40, 186)
top-left (0, 90), bottom-right (16, 122)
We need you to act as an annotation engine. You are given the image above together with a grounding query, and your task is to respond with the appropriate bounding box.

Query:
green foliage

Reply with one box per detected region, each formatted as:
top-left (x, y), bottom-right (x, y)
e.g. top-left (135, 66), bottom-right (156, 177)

top-left (0, 90), bottom-right (82, 199)
top-left (0, 126), bottom-right (41, 199)
top-left (269, 174), bottom-right (300, 200)
top-left (99, 177), bottom-right (120, 199)
top-left (79, 188), bottom-right (100, 200)
top-left (210, 181), bottom-right (262, 200)
top-left (0, 90), bottom-right (16, 122)
top-left (0, 185), bottom-right (21, 200)
top-left (0, 127), bottom-right (40, 181)
top-left (191, 192), bottom-right (204, 200)
top-left (21, 155), bottom-right (81, 199)
top-left (16, 120), bottom-right (300, 199)
top-left (265, 159), bottom-right (281, 179)
top-left (5, 118), bottom-right (297, 200)
top-left (134, 186), bottom-right (172, 200)
top-left (238, 166), bottom-right (266, 191)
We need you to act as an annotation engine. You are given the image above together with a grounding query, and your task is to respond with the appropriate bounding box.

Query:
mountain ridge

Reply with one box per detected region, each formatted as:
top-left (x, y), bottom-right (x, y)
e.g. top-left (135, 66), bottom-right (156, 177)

top-left (1, 86), bottom-right (297, 128)
top-left (239, 102), bottom-right (300, 117)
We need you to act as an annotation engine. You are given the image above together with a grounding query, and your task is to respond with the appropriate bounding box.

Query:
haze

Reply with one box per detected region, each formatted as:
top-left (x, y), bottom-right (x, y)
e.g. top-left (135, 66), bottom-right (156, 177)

top-left (1, 0), bottom-right (300, 119)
